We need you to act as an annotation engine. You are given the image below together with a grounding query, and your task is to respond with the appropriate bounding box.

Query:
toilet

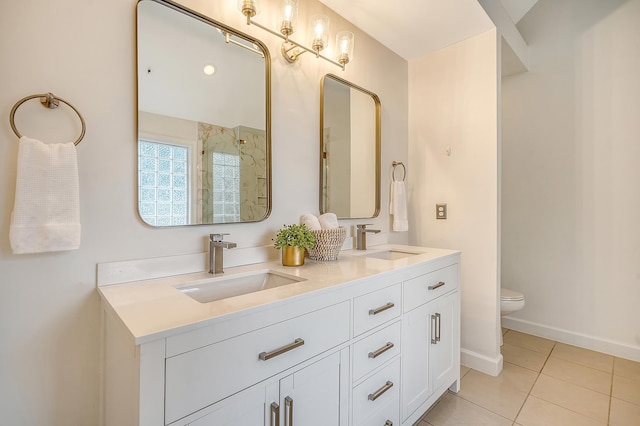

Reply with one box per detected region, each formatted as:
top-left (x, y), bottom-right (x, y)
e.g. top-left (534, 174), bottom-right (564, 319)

top-left (500, 288), bottom-right (525, 346)
top-left (500, 288), bottom-right (525, 316)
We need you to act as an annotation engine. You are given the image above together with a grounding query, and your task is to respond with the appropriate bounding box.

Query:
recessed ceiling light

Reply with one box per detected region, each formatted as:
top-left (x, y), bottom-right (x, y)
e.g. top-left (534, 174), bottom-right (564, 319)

top-left (203, 64), bottom-right (216, 76)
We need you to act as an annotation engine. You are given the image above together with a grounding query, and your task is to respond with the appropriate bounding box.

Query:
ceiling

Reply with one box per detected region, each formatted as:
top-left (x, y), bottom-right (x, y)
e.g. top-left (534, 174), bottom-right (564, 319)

top-left (318, 0), bottom-right (539, 61)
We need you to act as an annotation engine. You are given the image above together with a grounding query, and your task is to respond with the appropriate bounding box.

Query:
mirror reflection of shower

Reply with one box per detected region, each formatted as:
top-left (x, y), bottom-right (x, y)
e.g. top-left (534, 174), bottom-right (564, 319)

top-left (201, 124), bottom-right (267, 224)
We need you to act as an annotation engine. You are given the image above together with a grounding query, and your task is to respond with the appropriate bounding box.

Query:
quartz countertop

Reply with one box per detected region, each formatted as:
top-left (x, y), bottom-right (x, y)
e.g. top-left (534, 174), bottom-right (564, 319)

top-left (98, 244), bottom-right (460, 344)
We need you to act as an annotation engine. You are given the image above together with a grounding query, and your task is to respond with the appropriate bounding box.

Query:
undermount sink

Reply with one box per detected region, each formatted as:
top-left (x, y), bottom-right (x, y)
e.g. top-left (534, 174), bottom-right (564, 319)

top-left (362, 250), bottom-right (420, 261)
top-left (176, 270), bottom-right (306, 303)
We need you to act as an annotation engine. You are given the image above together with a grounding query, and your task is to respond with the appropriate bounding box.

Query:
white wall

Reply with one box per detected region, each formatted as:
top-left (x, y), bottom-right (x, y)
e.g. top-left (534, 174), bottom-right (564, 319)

top-left (408, 29), bottom-right (502, 374)
top-left (502, 0), bottom-right (640, 360)
top-left (0, 0), bottom-right (408, 424)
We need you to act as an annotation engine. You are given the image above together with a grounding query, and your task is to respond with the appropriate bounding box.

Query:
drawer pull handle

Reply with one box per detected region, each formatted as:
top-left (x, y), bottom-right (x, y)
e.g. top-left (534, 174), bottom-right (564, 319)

top-left (428, 281), bottom-right (445, 291)
top-left (369, 302), bottom-right (395, 316)
top-left (285, 396), bottom-right (294, 426)
top-left (270, 402), bottom-right (279, 426)
top-left (259, 338), bottom-right (305, 361)
top-left (384, 421), bottom-right (393, 426)
top-left (368, 342), bottom-right (395, 359)
top-left (368, 380), bottom-right (394, 401)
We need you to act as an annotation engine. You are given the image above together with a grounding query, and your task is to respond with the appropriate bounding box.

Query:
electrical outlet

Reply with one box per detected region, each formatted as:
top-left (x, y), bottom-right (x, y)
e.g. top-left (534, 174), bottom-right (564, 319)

top-left (436, 203), bottom-right (447, 220)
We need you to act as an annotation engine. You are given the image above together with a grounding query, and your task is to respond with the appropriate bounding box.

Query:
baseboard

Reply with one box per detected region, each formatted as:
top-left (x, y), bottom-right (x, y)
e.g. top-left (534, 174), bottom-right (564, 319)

top-left (502, 317), bottom-right (640, 362)
top-left (460, 347), bottom-right (503, 376)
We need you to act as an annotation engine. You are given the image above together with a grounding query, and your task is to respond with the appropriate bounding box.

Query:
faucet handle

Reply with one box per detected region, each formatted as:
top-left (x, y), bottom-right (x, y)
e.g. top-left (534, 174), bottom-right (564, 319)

top-left (210, 233), bottom-right (230, 242)
top-left (356, 224), bottom-right (373, 229)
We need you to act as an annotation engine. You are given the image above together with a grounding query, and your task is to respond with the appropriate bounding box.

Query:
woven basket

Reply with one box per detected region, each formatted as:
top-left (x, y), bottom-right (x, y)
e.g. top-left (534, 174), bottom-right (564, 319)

top-left (306, 226), bottom-right (347, 261)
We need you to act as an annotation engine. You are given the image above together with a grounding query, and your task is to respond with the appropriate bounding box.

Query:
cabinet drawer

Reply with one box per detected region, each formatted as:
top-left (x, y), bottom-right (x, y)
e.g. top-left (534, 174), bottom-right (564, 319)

top-left (165, 301), bottom-right (350, 424)
top-left (403, 264), bottom-right (458, 312)
top-left (355, 396), bottom-right (399, 426)
top-left (352, 321), bottom-right (401, 381)
top-left (352, 358), bottom-right (400, 425)
top-left (353, 283), bottom-right (401, 336)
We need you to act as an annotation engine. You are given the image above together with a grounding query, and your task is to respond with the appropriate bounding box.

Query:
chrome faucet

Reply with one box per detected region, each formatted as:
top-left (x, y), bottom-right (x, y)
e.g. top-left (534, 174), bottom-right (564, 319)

top-left (355, 224), bottom-right (381, 250)
top-left (209, 233), bottom-right (237, 274)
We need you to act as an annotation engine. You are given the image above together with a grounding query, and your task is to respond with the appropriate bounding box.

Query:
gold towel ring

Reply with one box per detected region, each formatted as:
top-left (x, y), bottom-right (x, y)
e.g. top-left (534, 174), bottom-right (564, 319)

top-left (9, 92), bottom-right (86, 146)
top-left (392, 161), bottom-right (406, 182)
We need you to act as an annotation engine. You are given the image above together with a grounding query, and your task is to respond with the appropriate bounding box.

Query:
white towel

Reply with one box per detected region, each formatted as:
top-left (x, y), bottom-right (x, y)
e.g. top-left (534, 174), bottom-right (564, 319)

top-left (10, 136), bottom-right (81, 254)
top-left (300, 213), bottom-right (321, 230)
top-left (318, 212), bottom-right (339, 229)
top-left (390, 181), bottom-right (408, 232)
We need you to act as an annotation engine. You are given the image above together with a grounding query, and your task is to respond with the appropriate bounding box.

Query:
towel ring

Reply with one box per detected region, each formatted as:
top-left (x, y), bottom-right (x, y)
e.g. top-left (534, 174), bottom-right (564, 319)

top-left (392, 161), bottom-right (406, 182)
top-left (9, 92), bottom-right (86, 146)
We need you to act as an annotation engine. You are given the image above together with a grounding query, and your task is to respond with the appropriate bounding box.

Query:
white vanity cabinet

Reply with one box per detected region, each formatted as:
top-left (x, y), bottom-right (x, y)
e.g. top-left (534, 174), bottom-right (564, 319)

top-left (401, 264), bottom-right (460, 422)
top-left (99, 247), bottom-right (460, 426)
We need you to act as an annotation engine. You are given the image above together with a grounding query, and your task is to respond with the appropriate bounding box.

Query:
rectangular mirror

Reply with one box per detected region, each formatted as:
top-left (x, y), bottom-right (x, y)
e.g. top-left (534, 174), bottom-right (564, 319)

top-left (137, 0), bottom-right (271, 226)
top-left (320, 74), bottom-right (380, 219)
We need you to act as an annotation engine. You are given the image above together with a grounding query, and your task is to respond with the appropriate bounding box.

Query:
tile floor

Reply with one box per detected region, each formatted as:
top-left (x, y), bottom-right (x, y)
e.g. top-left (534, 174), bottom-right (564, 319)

top-left (414, 329), bottom-right (640, 426)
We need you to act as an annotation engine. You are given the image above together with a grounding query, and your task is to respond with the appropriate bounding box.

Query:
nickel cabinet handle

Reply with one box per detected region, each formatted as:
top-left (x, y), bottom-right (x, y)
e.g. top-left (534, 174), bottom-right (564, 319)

top-left (270, 402), bottom-right (279, 426)
top-left (431, 313), bottom-right (442, 344)
top-left (368, 380), bottom-right (394, 401)
top-left (428, 281), bottom-right (445, 291)
top-left (368, 342), bottom-right (395, 359)
top-left (369, 302), bottom-right (395, 315)
top-left (285, 396), bottom-right (294, 426)
top-left (431, 314), bottom-right (437, 344)
top-left (259, 338), bottom-right (305, 361)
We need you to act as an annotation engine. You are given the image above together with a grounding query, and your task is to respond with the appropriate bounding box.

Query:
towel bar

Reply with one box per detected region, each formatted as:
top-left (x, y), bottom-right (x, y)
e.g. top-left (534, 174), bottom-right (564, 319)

top-left (9, 92), bottom-right (86, 145)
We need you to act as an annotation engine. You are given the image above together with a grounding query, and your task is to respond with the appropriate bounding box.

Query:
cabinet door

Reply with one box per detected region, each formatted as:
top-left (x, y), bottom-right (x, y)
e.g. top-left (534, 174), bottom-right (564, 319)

top-left (401, 303), bottom-right (431, 421)
top-left (188, 385), bottom-right (267, 426)
top-left (430, 291), bottom-right (459, 392)
top-left (278, 349), bottom-right (348, 426)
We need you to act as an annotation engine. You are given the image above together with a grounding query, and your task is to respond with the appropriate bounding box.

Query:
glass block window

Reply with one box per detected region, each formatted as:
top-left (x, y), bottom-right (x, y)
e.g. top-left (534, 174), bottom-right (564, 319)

top-left (138, 140), bottom-right (189, 226)
top-left (212, 152), bottom-right (240, 223)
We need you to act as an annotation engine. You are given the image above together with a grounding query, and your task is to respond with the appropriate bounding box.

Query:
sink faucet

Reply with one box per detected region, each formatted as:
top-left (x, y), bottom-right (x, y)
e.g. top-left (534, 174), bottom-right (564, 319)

top-left (355, 224), bottom-right (381, 250)
top-left (209, 233), bottom-right (237, 274)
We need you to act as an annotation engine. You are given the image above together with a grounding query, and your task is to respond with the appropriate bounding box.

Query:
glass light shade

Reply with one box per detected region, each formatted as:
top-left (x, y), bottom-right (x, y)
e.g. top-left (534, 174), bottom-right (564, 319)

top-left (238, 0), bottom-right (259, 21)
top-left (280, 0), bottom-right (298, 38)
top-left (336, 31), bottom-right (354, 65)
top-left (309, 14), bottom-right (329, 53)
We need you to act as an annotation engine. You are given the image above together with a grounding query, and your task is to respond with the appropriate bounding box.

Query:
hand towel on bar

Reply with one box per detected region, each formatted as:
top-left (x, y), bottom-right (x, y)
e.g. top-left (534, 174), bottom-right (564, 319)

top-left (300, 213), bottom-right (322, 230)
top-left (10, 136), bottom-right (81, 254)
top-left (318, 212), bottom-right (339, 229)
top-left (390, 181), bottom-right (408, 232)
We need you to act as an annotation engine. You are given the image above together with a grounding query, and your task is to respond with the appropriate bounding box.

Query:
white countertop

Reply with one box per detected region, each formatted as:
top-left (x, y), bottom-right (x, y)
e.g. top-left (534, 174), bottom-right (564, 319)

top-left (98, 244), bottom-right (460, 344)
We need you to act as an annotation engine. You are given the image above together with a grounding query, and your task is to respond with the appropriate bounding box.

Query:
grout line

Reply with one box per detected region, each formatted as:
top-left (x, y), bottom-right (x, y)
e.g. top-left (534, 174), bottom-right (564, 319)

top-left (446, 392), bottom-right (514, 423)
top-left (607, 365), bottom-right (614, 425)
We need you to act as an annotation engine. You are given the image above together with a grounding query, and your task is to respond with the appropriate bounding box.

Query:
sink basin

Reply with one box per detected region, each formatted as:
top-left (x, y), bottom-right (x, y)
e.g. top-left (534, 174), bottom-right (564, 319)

top-left (176, 270), bottom-right (306, 303)
top-left (362, 250), bottom-right (420, 261)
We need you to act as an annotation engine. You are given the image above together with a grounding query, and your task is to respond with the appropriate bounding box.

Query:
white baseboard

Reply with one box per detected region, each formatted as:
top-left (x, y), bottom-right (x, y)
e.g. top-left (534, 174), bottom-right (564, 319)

top-left (502, 317), bottom-right (640, 362)
top-left (460, 347), bottom-right (503, 376)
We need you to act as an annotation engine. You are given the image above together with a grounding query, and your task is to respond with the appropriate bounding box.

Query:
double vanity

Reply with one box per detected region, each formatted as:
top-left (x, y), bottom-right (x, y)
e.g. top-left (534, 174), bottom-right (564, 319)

top-left (98, 245), bottom-right (460, 426)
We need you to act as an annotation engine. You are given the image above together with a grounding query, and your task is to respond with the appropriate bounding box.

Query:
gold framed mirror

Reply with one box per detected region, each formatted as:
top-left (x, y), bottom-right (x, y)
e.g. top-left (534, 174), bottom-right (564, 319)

top-left (136, 0), bottom-right (271, 226)
top-left (320, 74), bottom-right (380, 219)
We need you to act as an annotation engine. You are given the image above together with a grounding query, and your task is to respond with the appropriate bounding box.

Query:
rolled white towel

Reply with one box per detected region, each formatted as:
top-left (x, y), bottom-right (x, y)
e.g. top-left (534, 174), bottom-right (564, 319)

top-left (318, 212), bottom-right (339, 229)
top-left (300, 213), bottom-right (321, 230)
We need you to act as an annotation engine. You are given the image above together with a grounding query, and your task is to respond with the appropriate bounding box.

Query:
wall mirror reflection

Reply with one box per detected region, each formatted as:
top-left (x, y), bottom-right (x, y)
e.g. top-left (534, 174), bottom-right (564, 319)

top-left (137, 0), bottom-right (271, 226)
top-left (320, 74), bottom-right (380, 219)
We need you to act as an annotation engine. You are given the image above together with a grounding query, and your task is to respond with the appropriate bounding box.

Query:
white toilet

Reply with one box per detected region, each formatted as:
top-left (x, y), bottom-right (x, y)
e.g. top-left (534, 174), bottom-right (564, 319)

top-left (500, 288), bottom-right (525, 316)
top-left (500, 288), bottom-right (525, 345)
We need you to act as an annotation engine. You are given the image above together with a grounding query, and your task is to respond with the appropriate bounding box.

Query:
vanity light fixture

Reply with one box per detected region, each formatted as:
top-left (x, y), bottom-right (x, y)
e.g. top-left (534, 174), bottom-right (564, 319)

top-left (237, 0), bottom-right (354, 70)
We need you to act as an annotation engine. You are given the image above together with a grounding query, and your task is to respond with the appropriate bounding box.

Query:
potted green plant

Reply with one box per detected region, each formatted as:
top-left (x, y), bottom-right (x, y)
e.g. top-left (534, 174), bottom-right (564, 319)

top-left (274, 223), bottom-right (317, 266)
